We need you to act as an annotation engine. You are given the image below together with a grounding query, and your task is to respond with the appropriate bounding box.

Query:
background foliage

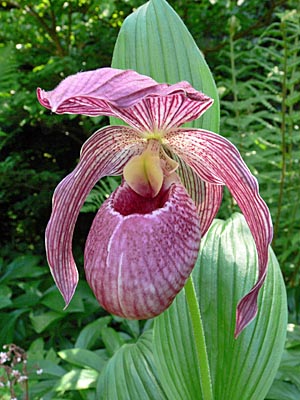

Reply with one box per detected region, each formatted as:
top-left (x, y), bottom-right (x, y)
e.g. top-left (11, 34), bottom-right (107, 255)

top-left (0, 0), bottom-right (299, 398)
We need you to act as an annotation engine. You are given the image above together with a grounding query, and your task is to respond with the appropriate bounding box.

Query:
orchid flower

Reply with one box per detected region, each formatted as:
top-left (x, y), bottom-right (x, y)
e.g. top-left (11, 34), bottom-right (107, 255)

top-left (37, 68), bottom-right (272, 337)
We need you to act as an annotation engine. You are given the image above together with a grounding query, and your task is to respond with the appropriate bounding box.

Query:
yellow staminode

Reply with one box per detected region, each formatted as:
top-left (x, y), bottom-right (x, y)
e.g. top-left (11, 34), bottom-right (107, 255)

top-left (123, 139), bottom-right (163, 198)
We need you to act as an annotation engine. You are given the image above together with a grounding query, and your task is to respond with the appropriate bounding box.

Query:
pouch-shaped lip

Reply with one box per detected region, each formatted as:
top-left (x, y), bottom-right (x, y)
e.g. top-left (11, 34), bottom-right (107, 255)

top-left (84, 181), bottom-right (201, 319)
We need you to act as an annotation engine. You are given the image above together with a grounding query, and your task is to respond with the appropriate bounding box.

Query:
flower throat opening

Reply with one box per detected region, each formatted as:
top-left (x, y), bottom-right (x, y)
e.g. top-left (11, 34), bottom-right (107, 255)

top-left (112, 182), bottom-right (170, 216)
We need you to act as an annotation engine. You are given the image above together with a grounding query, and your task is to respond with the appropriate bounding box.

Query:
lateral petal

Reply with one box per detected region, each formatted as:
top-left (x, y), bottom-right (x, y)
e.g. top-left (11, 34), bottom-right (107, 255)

top-left (84, 181), bottom-right (201, 319)
top-left (166, 128), bottom-right (273, 336)
top-left (46, 126), bottom-right (144, 306)
top-left (165, 149), bottom-right (223, 237)
top-left (37, 68), bottom-right (213, 131)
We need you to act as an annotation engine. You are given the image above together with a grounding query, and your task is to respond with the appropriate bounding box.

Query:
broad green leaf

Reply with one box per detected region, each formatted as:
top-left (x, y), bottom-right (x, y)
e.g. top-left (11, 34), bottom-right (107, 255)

top-left (30, 311), bottom-right (64, 334)
top-left (193, 214), bottom-right (287, 400)
top-left (41, 286), bottom-right (85, 313)
top-left (96, 330), bottom-right (167, 400)
top-left (58, 348), bottom-right (107, 373)
top-left (28, 359), bottom-right (66, 378)
top-left (55, 368), bottom-right (98, 392)
top-left (111, 0), bottom-right (219, 133)
top-left (75, 316), bottom-right (111, 349)
top-left (266, 380), bottom-right (300, 400)
top-left (0, 255), bottom-right (44, 283)
top-left (154, 290), bottom-right (202, 400)
top-left (154, 213), bottom-right (287, 400)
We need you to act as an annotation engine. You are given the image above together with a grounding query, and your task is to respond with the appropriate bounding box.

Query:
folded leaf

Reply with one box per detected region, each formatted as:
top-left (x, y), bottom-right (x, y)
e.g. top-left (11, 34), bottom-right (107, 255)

top-left (96, 330), bottom-right (167, 400)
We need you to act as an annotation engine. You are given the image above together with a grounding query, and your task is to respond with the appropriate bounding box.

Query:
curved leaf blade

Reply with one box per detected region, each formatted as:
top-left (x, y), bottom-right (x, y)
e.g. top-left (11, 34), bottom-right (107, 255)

top-left (96, 330), bottom-right (167, 400)
top-left (111, 0), bottom-right (219, 132)
top-left (154, 213), bottom-right (287, 400)
top-left (154, 290), bottom-right (202, 400)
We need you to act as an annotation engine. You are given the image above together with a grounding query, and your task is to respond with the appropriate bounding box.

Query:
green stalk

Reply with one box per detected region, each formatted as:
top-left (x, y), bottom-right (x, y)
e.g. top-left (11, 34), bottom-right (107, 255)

top-left (185, 276), bottom-right (213, 400)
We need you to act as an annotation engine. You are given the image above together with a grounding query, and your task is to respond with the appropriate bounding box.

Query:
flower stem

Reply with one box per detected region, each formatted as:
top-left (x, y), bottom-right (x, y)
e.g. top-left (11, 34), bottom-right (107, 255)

top-left (185, 276), bottom-right (213, 400)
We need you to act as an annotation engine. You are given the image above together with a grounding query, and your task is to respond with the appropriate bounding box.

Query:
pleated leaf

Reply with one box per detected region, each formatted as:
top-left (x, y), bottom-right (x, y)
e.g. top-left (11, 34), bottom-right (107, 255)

top-left (111, 0), bottom-right (219, 132)
top-left (96, 330), bottom-right (167, 400)
top-left (154, 213), bottom-right (287, 400)
top-left (153, 289), bottom-right (202, 399)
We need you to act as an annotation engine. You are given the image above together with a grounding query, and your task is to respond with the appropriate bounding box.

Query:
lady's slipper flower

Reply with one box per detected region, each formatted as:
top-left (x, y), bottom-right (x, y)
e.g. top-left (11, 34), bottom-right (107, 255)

top-left (37, 68), bottom-right (272, 337)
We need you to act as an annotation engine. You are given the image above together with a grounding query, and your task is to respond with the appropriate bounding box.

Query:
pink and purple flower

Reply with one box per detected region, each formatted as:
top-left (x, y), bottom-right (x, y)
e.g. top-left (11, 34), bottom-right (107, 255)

top-left (37, 68), bottom-right (272, 337)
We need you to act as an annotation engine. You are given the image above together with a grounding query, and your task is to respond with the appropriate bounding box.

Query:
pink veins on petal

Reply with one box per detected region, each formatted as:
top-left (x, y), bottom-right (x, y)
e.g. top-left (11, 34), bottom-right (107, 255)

top-left (37, 67), bottom-right (273, 337)
top-left (85, 181), bottom-right (201, 319)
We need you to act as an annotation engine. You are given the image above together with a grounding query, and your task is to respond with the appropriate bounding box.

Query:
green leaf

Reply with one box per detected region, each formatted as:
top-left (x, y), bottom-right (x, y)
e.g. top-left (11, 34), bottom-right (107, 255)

top-left (41, 286), bottom-right (85, 313)
top-left (273, 347), bottom-right (300, 396)
top-left (30, 311), bottom-right (64, 334)
top-left (75, 316), bottom-right (112, 349)
top-left (111, 0), bottom-right (219, 133)
top-left (58, 348), bottom-right (107, 373)
top-left (286, 323), bottom-right (300, 349)
top-left (194, 214), bottom-right (287, 400)
top-left (0, 284), bottom-right (12, 309)
top-left (112, 317), bottom-right (141, 339)
top-left (96, 330), bottom-right (167, 400)
top-left (0, 309), bottom-right (27, 347)
top-left (153, 290), bottom-right (202, 400)
top-left (154, 213), bottom-right (287, 400)
top-left (101, 326), bottom-right (125, 356)
top-left (266, 380), bottom-right (300, 400)
top-left (55, 368), bottom-right (99, 392)
top-left (29, 379), bottom-right (62, 400)
top-left (28, 337), bottom-right (45, 356)
top-left (0, 45), bottom-right (19, 93)
top-left (12, 291), bottom-right (40, 308)
top-left (0, 255), bottom-right (43, 283)
top-left (29, 359), bottom-right (66, 378)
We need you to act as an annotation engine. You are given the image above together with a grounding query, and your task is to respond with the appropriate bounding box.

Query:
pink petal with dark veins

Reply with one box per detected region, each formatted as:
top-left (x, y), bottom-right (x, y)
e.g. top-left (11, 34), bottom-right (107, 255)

top-left (46, 126), bottom-right (144, 306)
top-left (84, 181), bottom-right (201, 319)
top-left (165, 148), bottom-right (223, 237)
top-left (166, 128), bottom-right (273, 337)
top-left (37, 68), bottom-right (213, 131)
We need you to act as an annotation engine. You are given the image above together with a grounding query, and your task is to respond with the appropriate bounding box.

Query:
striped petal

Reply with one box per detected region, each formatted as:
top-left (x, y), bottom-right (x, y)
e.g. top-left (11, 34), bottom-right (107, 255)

top-left (165, 149), bottom-right (223, 237)
top-left (166, 128), bottom-right (273, 337)
top-left (37, 68), bottom-right (213, 132)
top-left (46, 126), bottom-right (144, 306)
top-left (84, 181), bottom-right (201, 319)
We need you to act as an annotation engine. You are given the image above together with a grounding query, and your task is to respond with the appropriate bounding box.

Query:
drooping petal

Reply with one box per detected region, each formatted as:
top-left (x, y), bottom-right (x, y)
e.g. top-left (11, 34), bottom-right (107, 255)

top-left (46, 126), bottom-right (145, 306)
top-left (165, 148), bottom-right (223, 237)
top-left (84, 181), bottom-right (201, 319)
top-left (166, 128), bottom-right (273, 337)
top-left (37, 68), bottom-right (213, 132)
